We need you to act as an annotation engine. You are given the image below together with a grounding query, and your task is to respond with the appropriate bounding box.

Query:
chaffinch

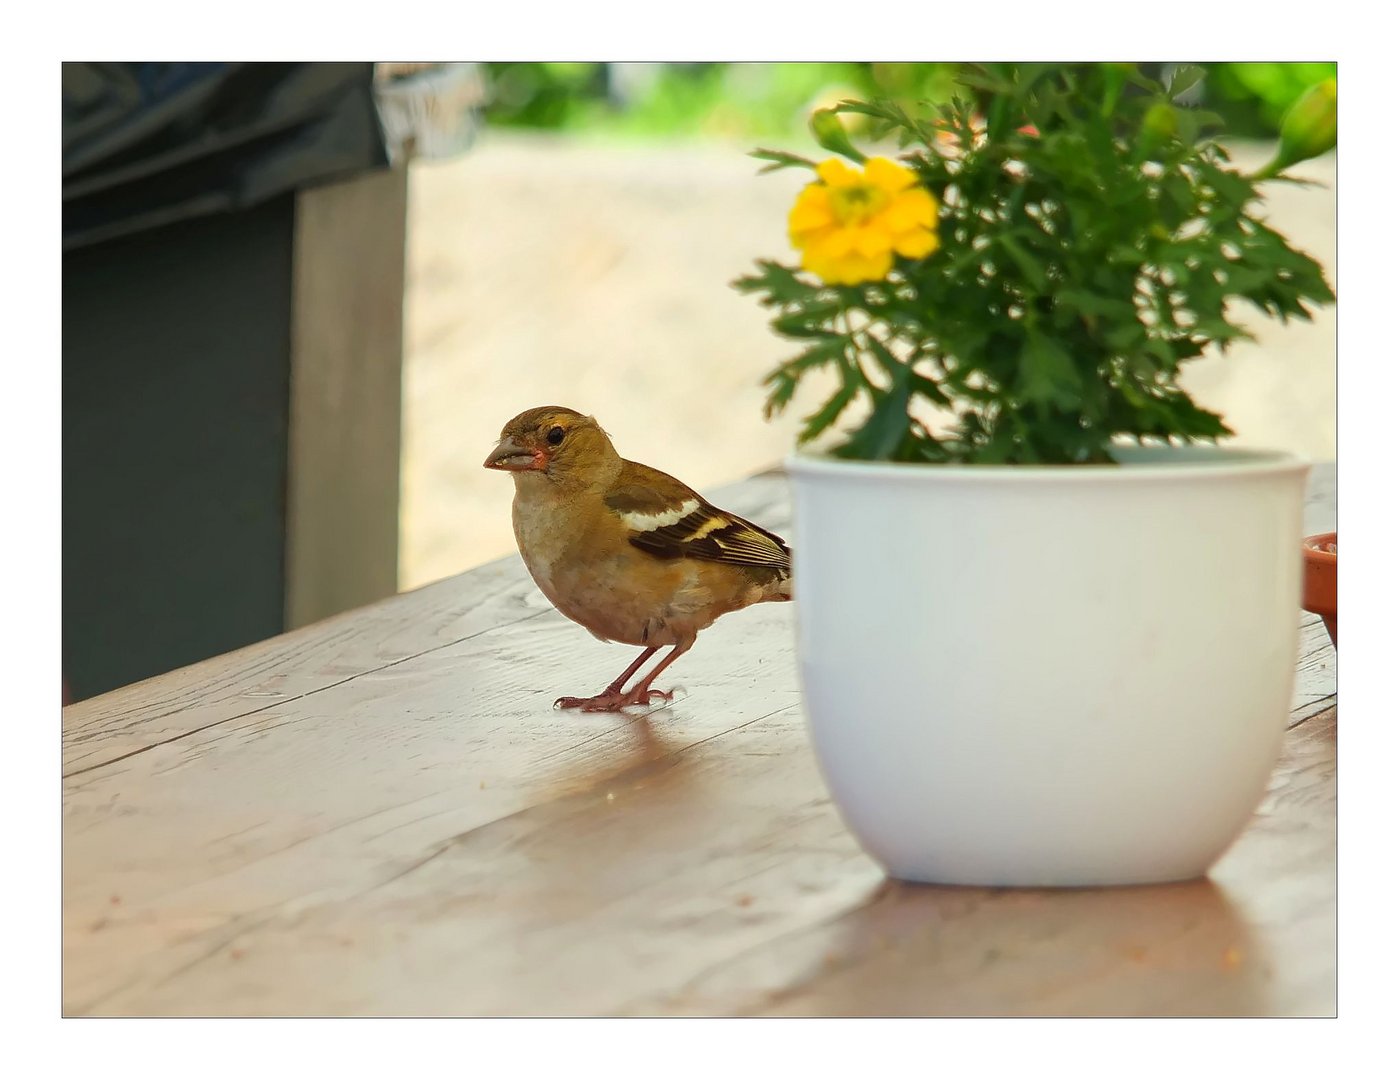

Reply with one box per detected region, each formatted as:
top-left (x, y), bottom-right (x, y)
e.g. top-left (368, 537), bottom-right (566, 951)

top-left (484, 406), bottom-right (793, 712)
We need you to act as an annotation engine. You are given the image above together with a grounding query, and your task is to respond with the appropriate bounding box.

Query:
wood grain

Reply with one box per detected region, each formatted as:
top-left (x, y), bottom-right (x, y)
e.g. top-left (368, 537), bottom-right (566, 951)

top-left (61, 469), bottom-right (1336, 1017)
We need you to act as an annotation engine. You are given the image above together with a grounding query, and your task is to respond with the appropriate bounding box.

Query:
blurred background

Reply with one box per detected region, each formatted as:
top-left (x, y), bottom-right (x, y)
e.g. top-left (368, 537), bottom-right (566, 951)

top-left (62, 62), bottom-right (1337, 701)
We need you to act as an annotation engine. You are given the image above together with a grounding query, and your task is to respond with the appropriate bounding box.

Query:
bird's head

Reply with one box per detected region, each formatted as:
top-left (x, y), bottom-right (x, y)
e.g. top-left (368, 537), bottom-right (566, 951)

top-left (484, 406), bottom-right (620, 485)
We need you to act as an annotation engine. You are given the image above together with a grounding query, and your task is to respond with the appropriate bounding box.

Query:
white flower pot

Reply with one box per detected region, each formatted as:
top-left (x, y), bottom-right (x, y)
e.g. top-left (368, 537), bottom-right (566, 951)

top-left (786, 445), bottom-right (1308, 887)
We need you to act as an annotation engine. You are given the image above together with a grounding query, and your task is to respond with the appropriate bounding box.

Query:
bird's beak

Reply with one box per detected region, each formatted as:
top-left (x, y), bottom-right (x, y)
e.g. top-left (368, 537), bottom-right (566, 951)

top-left (484, 436), bottom-right (546, 472)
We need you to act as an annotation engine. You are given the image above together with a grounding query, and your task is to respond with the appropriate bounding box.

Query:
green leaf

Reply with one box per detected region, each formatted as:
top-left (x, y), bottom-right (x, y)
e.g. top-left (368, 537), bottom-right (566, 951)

top-left (1143, 339), bottom-right (1179, 368)
top-left (798, 374), bottom-right (860, 443)
top-left (1057, 288), bottom-right (1136, 321)
top-left (955, 68), bottom-right (1015, 96)
top-left (1167, 65), bottom-right (1207, 101)
top-left (910, 370), bottom-right (952, 407)
top-left (1188, 109), bottom-right (1226, 132)
top-left (863, 334), bottom-right (905, 380)
top-left (1190, 317), bottom-right (1254, 345)
top-left (749, 148), bottom-right (817, 174)
top-left (731, 260), bottom-right (816, 305)
top-left (861, 335), bottom-right (953, 408)
top-left (760, 337), bottom-right (851, 418)
top-left (1018, 332), bottom-right (1081, 406)
top-left (997, 235), bottom-right (1049, 291)
top-left (763, 370), bottom-right (798, 419)
top-left (839, 366), bottom-right (914, 460)
top-left (770, 311), bottom-right (842, 339)
top-left (1199, 161), bottom-right (1255, 208)
top-left (1173, 106), bottom-right (1200, 147)
top-left (732, 259), bottom-right (796, 293)
top-left (791, 336), bottom-right (851, 368)
top-left (833, 99), bottom-right (898, 119)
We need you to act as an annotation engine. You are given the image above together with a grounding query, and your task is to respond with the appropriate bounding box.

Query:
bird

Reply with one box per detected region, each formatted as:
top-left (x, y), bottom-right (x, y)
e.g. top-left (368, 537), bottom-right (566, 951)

top-left (483, 406), bottom-right (793, 712)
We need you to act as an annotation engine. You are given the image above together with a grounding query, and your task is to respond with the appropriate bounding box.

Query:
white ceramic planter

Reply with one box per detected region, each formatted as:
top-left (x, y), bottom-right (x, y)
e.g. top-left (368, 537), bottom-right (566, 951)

top-left (787, 444), bottom-right (1308, 887)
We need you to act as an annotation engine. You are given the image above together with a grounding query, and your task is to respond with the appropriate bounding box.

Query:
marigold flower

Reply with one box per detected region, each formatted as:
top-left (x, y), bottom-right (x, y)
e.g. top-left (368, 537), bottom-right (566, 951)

top-left (788, 157), bottom-right (939, 286)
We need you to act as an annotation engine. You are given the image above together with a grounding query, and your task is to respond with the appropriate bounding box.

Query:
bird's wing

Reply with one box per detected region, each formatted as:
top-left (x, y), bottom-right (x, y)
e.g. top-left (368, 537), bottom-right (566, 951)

top-left (605, 462), bottom-right (791, 571)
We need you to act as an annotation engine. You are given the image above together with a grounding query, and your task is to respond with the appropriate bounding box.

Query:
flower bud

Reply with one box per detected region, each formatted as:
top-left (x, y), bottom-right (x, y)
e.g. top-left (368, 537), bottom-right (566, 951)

top-left (1258, 79), bottom-right (1337, 179)
top-left (810, 108), bottom-right (866, 164)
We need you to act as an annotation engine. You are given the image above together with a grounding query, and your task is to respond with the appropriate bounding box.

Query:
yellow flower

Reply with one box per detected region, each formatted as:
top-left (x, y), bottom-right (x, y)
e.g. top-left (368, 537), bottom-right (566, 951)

top-left (788, 157), bottom-right (939, 285)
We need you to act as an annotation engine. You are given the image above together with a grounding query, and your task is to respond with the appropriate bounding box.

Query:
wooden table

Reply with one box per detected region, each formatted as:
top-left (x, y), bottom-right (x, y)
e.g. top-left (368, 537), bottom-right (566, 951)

top-left (62, 465), bottom-right (1338, 1017)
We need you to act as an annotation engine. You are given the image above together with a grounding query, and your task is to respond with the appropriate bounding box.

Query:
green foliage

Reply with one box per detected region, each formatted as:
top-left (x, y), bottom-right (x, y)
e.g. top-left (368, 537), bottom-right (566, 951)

top-left (481, 63), bottom-right (961, 139)
top-left (477, 63), bottom-right (1335, 142)
top-left (733, 64), bottom-right (1336, 465)
top-left (1205, 62), bottom-right (1338, 138)
top-left (480, 63), bottom-right (610, 129)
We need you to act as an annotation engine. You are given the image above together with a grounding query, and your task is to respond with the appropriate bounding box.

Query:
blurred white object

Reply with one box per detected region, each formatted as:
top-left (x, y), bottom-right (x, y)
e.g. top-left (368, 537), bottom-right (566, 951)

top-left (374, 63), bottom-right (486, 163)
top-left (607, 62), bottom-right (665, 106)
top-left (787, 444), bottom-right (1306, 887)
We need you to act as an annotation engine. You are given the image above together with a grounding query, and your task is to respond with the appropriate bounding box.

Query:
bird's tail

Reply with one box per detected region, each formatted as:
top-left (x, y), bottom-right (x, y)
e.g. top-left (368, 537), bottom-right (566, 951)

top-left (767, 565), bottom-right (794, 602)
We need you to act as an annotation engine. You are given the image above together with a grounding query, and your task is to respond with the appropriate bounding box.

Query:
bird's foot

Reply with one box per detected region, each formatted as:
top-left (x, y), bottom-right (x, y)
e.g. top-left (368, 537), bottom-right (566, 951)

top-left (553, 686), bottom-right (674, 712)
top-left (553, 691), bottom-right (629, 712)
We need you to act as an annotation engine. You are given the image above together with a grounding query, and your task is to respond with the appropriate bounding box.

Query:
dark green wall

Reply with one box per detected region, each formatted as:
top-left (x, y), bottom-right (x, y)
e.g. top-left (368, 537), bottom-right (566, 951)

top-left (63, 196), bottom-right (295, 701)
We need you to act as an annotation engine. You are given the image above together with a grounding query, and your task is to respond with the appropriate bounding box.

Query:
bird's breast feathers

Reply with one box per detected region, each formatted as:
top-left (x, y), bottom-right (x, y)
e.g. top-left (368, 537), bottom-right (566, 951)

top-left (510, 459), bottom-right (792, 617)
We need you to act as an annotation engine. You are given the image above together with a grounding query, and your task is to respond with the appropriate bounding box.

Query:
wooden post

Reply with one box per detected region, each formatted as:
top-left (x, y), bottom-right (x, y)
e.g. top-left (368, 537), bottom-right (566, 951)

top-left (286, 165), bottom-right (408, 628)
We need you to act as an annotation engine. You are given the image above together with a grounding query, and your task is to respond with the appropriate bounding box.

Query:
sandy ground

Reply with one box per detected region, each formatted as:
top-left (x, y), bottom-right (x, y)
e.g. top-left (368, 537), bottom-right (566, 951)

top-left (400, 133), bottom-right (1336, 590)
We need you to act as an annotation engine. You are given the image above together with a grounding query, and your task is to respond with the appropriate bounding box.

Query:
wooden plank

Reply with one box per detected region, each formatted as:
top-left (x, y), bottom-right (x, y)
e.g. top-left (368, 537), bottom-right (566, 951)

top-left (285, 165), bottom-right (408, 630)
top-left (61, 469), bottom-right (1336, 1016)
top-left (60, 672), bottom-right (1334, 1017)
top-left (1291, 615), bottom-right (1336, 725)
top-left (61, 598), bottom-right (806, 1015)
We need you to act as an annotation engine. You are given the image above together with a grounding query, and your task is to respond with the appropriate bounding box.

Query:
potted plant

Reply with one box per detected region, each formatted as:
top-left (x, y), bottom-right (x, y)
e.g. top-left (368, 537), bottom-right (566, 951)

top-left (735, 64), bottom-right (1336, 887)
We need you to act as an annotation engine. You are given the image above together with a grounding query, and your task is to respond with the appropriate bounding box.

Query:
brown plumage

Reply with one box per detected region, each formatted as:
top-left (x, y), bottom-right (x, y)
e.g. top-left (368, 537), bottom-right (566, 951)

top-left (484, 406), bottom-right (792, 712)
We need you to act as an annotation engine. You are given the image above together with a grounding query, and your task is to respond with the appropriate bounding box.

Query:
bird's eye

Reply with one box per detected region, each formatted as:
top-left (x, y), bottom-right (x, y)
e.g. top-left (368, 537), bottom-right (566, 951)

top-left (546, 426), bottom-right (565, 446)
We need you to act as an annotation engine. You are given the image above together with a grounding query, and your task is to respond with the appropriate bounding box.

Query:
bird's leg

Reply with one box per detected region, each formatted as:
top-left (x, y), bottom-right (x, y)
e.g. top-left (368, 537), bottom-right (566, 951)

top-left (618, 638), bottom-right (694, 707)
top-left (554, 647), bottom-right (659, 712)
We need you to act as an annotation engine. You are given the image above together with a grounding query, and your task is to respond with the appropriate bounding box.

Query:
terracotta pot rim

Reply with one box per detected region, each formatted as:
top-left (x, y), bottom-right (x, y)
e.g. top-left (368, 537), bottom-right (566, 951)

top-left (1300, 531), bottom-right (1337, 647)
top-left (1303, 531), bottom-right (1337, 562)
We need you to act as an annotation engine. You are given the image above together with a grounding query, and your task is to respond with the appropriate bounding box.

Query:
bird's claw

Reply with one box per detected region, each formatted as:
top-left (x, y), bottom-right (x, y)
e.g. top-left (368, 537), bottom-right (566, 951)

top-left (553, 687), bottom-right (674, 713)
top-left (553, 693), bottom-right (620, 712)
